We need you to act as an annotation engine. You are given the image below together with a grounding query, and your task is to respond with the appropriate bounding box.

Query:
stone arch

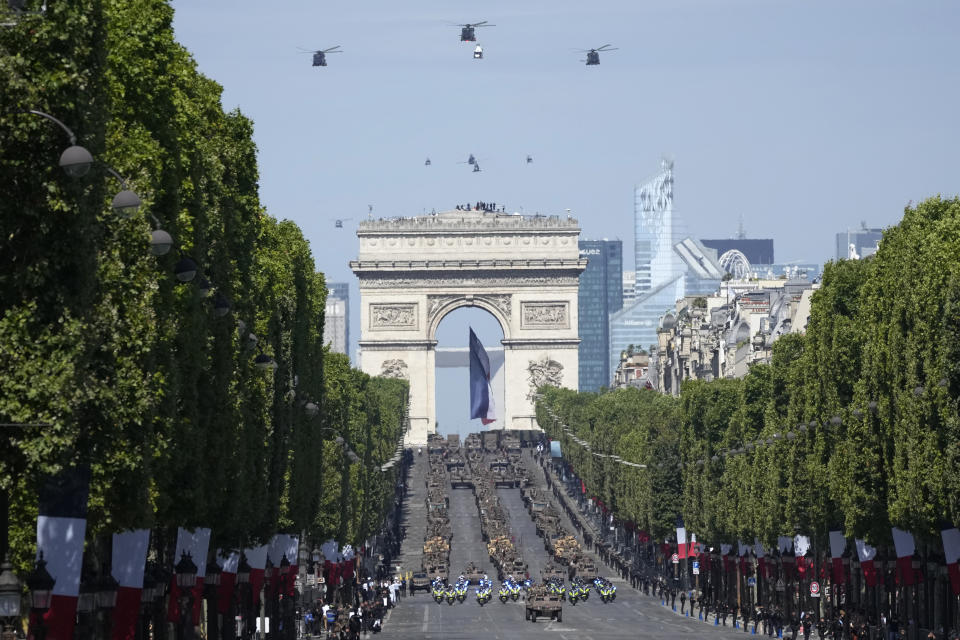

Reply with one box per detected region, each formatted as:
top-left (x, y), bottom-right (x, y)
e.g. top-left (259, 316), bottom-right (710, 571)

top-left (427, 294), bottom-right (511, 342)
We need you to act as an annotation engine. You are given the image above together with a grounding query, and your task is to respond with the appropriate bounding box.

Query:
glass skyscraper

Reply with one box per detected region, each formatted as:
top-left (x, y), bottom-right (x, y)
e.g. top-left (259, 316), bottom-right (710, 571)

top-left (610, 159), bottom-right (688, 377)
top-left (577, 240), bottom-right (623, 392)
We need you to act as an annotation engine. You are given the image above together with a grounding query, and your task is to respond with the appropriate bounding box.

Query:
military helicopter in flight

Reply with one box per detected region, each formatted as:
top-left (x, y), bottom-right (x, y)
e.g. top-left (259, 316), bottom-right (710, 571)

top-left (526, 155), bottom-right (533, 164)
top-left (334, 217), bottom-right (352, 229)
top-left (455, 21), bottom-right (494, 42)
top-left (298, 45), bottom-right (342, 67)
top-left (577, 44), bottom-right (618, 66)
top-left (425, 158), bottom-right (431, 166)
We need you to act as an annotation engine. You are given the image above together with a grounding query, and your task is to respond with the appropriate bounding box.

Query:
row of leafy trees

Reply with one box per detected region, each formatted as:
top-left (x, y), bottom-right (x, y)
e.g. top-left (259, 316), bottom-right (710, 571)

top-left (536, 196), bottom-right (960, 550)
top-left (0, 0), bottom-right (406, 572)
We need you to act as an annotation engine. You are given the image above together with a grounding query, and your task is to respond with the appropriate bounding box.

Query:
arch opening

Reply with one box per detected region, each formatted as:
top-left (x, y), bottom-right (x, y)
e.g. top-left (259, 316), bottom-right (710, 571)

top-left (433, 306), bottom-right (506, 440)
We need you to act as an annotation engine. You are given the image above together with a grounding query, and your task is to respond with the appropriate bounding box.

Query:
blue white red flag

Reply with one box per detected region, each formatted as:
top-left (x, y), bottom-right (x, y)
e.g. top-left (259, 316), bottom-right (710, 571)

top-left (469, 328), bottom-right (496, 425)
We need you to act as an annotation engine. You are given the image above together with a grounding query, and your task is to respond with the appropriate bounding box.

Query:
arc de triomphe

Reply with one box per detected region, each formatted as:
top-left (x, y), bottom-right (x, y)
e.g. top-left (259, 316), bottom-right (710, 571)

top-left (350, 209), bottom-right (586, 445)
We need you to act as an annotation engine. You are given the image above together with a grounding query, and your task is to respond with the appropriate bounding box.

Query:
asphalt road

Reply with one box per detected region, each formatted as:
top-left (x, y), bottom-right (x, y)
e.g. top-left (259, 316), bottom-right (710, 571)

top-left (384, 451), bottom-right (756, 640)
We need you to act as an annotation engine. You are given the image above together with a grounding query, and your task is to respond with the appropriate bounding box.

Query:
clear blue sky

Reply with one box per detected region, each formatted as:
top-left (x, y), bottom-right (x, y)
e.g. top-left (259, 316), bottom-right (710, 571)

top-left (171, 0), bottom-right (959, 430)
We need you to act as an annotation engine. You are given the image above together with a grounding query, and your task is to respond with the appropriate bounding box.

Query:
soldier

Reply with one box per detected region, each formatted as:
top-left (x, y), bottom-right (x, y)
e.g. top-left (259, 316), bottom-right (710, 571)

top-left (742, 604), bottom-right (752, 633)
top-left (790, 614), bottom-right (800, 640)
top-left (721, 602), bottom-right (729, 626)
top-left (670, 587), bottom-right (677, 611)
top-left (680, 589), bottom-right (687, 615)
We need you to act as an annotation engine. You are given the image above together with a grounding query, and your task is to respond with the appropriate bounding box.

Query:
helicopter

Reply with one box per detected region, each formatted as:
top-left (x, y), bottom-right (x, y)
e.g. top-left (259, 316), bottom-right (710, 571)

top-left (456, 21), bottom-right (494, 42)
top-left (298, 46), bottom-right (342, 67)
top-left (526, 155), bottom-right (533, 164)
top-left (425, 158), bottom-right (431, 166)
top-left (577, 44), bottom-right (618, 66)
top-left (334, 217), bottom-right (353, 229)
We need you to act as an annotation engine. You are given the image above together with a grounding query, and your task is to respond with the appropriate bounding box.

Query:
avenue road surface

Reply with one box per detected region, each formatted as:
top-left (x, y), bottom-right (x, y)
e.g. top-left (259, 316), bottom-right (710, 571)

top-left (386, 449), bottom-right (755, 640)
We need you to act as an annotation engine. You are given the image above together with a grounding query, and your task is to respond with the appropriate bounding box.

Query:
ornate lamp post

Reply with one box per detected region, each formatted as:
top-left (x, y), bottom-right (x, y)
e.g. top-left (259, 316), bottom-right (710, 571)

top-left (96, 573), bottom-right (118, 640)
top-left (0, 555), bottom-right (21, 640)
top-left (234, 555), bottom-right (251, 640)
top-left (26, 553), bottom-right (55, 640)
top-left (174, 552), bottom-right (198, 640)
top-left (278, 555), bottom-right (293, 640)
top-left (204, 560), bottom-right (221, 640)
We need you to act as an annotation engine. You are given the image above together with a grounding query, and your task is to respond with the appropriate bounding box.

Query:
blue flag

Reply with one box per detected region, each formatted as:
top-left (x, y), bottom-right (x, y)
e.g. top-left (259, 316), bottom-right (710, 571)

top-left (469, 327), bottom-right (496, 424)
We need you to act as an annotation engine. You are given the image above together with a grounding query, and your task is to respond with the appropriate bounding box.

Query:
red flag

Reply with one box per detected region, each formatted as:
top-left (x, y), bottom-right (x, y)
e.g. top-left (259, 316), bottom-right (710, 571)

top-left (244, 545), bottom-right (268, 607)
top-left (829, 531), bottom-right (847, 585)
top-left (166, 528), bottom-right (211, 625)
top-left (216, 551), bottom-right (239, 615)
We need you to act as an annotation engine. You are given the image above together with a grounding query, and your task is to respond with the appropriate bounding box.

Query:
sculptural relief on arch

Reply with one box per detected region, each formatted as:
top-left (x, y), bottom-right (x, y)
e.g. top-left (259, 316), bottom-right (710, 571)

top-left (350, 209), bottom-right (586, 445)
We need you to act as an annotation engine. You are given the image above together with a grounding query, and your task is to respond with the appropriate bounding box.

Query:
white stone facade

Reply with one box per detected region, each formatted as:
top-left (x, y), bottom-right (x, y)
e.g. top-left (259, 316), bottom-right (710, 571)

top-left (350, 210), bottom-right (586, 445)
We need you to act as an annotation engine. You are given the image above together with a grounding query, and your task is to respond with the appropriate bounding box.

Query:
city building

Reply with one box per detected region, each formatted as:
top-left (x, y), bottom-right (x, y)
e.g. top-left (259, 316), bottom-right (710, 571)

top-left (634, 278), bottom-right (818, 394)
top-left (326, 282), bottom-right (349, 356)
top-left (701, 238), bottom-right (775, 265)
top-left (577, 239), bottom-right (623, 392)
top-left (610, 159), bottom-right (689, 379)
top-left (622, 271), bottom-right (636, 306)
top-left (836, 222), bottom-right (884, 260)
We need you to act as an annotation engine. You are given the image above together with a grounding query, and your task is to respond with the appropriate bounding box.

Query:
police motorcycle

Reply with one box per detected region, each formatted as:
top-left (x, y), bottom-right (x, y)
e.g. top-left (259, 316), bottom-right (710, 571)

top-left (431, 579), bottom-right (446, 604)
top-left (568, 578), bottom-right (586, 605)
top-left (475, 584), bottom-right (492, 606)
top-left (445, 583), bottom-right (458, 605)
top-left (498, 581), bottom-right (511, 604)
top-left (546, 578), bottom-right (566, 601)
top-left (594, 577), bottom-right (617, 603)
top-left (455, 576), bottom-right (469, 603)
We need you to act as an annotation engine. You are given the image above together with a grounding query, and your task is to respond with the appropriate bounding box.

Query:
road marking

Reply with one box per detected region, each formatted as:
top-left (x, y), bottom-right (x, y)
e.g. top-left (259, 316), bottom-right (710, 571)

top-left (421, 603), bottom-right (429, 632)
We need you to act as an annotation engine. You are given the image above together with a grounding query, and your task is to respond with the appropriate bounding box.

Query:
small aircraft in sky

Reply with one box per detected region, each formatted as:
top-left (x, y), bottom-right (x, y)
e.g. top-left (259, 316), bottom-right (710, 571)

top-left (298, 45), bottom-right (342, 67)
top-left (577, 44), bottom-right (618, 66)
top-left (455, 21), bottom-right (494, 42)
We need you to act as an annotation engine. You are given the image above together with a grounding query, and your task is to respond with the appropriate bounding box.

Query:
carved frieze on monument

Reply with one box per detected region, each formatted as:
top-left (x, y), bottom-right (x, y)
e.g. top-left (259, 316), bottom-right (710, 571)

top-left (426, 294), bottom-right (512, 324)
top-left (527, 357), bottom-right (564, 401)
top-left (380, 359), bottom-right (409, 380)
top-left (521, 302), bottom-right (569, 328)
top-left (369, 303), bottom-right (417, 329)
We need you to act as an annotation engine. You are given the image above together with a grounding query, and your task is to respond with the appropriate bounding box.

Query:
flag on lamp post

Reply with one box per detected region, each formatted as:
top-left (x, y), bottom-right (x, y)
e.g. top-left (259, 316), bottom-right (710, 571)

top-left (941, 527), bottom-right (960, 595)
top-left (469, 328), bottom-right (495, 425)
top-left (855, 539), bottom-right (878, 587)
top-left (32, 467), bottom-right (90, 640)
top-left (167, 527), bottom-right (211, 625)
top-left (892, 528), bottom-right (916, 586)
top-left (829, 531), bottom-right (847, 585)
top-left (111, 529), bottom-right (150, 640)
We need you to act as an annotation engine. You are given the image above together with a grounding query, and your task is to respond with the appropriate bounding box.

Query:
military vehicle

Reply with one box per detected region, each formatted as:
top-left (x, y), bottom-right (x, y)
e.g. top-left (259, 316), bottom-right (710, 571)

top-left (525, 585), bottom-right (562, 623)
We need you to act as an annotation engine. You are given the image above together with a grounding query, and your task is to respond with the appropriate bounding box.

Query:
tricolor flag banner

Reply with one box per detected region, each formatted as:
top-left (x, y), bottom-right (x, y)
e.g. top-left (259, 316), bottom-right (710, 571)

top-left (855, 539), bottom-right (878, 587)
top-left (676, 517), bottom-right (687, 559)
top-left (940, 527), bottom-right (960, 595)
top-left (829, 531), bottom-right (847, 585)
top-left (468, 328), bottom-right (496, 425)
top-left (242, 544), bottom-right (268, 607)
top-left (216, 550), bottom-right (240, 614)
top-left (111, 529), bottom-right (150, 640)
top-left (892, 527), bottom-right (916, 586)
top-left (32, 467), bottom-right (90, 640)
top-left (755, 539), bottom-right (770, 579)
top-left (167, 527), bottom-right (211, 625)
top-left (720, 544), bottom-right (733, 573)
top-left (778, 536), bottom-right (794, 554)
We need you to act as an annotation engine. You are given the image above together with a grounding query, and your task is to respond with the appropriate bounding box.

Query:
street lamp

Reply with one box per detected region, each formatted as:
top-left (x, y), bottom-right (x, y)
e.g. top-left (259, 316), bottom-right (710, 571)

top-left (22, 110), bottom-right (93, 178)
top-left (174, 257), bottom-right (198, 282)
top-left (213, 293), bottom-right (231, 317)
top-left (27, 552), bottom-right (55, 640)
top-left (104, 167), bottom-right (141, 218)
top-left (174, 551), bottom-right (198, 640)
top-left (255, 352), bottom-right (277, 371)
top-left (204, 560), bottom-right (221, 640)
top-left (0, 555), bottom-right (20, 640)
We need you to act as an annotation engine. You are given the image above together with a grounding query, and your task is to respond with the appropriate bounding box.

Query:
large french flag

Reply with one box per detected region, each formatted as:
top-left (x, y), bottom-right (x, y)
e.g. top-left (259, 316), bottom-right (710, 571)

top-left (167, 527), bottom-right (211, 625)
top-left (829, 531), bottom-right (847, 585)
top-left (216, 550), bottom-right (240, 614)
top-left (676, 517), bottom-right (687, 559)
top-left (267, 535), bottom-right (299, 598)
top-left (941, 527), bottom-right (960, 595)
top-left (111, 529), bottom-right (150, 640)
top-left (855, 539), bottom-right (878, 586)
top-left (32, 467), bottom-right (90, 640)
top-left (242, 544), bottom-right (268, 607)
top-left (469, 328), bottom-right (495, 425)
top-left (892, 527), bottom-right (916, 586)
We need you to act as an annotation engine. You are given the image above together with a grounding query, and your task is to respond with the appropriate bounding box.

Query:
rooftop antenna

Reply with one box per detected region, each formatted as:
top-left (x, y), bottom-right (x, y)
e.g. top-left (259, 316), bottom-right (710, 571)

top-left (566, 208), bottom-right (572, 220)
top-left (368, 204), bottom-right (373, 218)
top-left (736, 214), bottom-right (746, 240)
